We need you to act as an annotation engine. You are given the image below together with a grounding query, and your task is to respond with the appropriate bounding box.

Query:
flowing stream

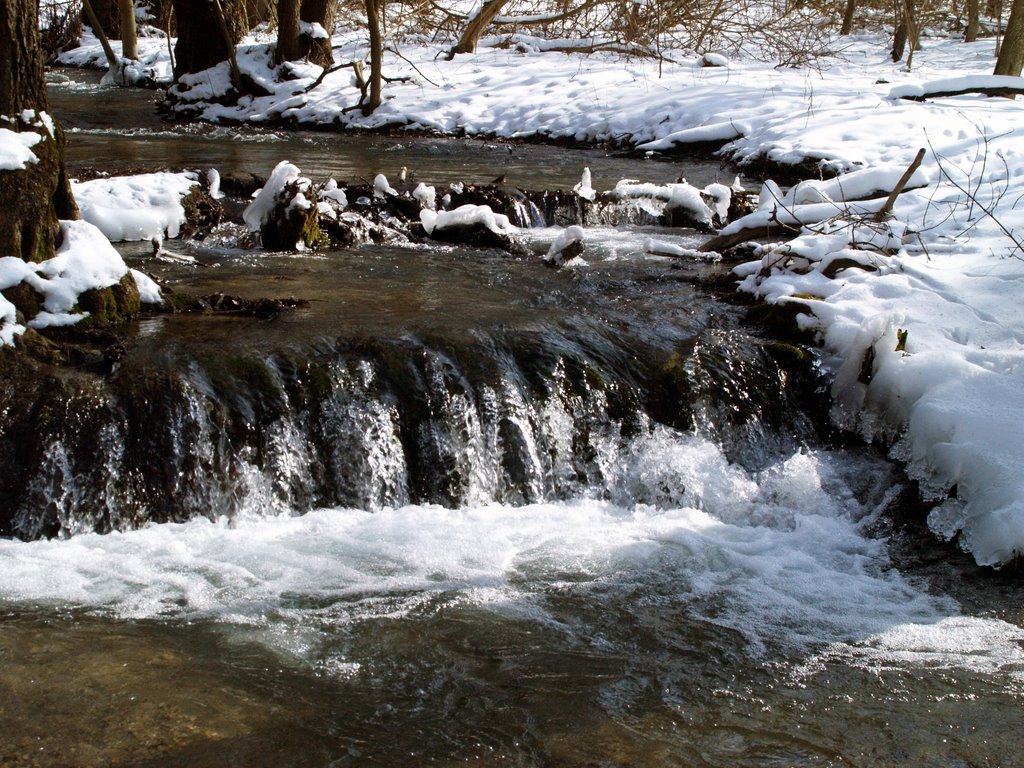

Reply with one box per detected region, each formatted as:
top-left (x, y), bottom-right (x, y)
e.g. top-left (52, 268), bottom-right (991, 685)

top-left (0, 71), bottom-right (1021, 768)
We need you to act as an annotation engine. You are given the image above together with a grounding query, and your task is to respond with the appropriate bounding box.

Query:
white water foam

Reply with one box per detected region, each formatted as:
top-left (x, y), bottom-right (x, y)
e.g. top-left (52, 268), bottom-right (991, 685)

top-left (0, 431), bottom-right (1020, 685)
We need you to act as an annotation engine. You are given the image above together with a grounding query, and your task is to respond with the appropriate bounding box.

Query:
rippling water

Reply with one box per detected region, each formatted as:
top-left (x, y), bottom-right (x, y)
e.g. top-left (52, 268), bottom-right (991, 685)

top-left (0, 70), bottom-right (1020, 767)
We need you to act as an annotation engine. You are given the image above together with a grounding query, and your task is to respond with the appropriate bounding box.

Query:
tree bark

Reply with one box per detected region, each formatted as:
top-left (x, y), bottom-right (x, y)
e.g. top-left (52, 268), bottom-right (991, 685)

top-left (300, 0), bottom-right (336, 67)
top-left (171, 0), bottom-right (245, 79)
top-left (841, 0), bottom-right (858, 34)
top-left (275, 0), bottom-right (303, 64)
top-left (891, 0), bottom-right (919, 61)
top-left (118, 0), bottom-right (137, 59)
top-left (966, 0), bottom-right (980, 41)
top-left (449, 0), bottom-right (509, 57)
top-left (995, 0), bottom-right (1024, 75)
top-left (362, 0), bottom-right (382, 114)
top-left (0, 0), bottom-right (78, 263)
top-left (81, 0), bottom-right (121, 70)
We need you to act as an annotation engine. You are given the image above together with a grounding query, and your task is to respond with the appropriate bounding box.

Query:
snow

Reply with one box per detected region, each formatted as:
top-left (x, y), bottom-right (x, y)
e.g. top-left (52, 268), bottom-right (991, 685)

top-left (73, 171), bottom-right (199, 242)
top-left (544, 224), bottom-right (585, 265)
top-left (420, 204), bottom-right (516, 236)
top-left (44, 25), bottom-right (1024, 565)
top-left (573, 167), bottom-right (596, 201)
top-left (0, 127), bottom-right (42, 170)
top-left (637, 120), bottom-right (751, 152)
top-left (373, 173), bottom-right (398, 198)
top-left (412, 182), bottom-right (436, 209)
top-left (889, 74), bottom-right (1024, 99)
top-left (243, 160), bottom-right (306, 231)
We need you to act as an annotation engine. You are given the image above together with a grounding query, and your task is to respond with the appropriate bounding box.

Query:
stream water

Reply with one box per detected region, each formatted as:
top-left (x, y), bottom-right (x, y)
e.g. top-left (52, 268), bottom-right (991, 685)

top-left (0, 71), bottom-right (1021, 768)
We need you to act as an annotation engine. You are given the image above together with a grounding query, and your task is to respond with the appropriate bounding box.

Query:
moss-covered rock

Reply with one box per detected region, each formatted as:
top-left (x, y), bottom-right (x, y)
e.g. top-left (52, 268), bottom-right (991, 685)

top-left (76, 272), bottom-right (142, 327)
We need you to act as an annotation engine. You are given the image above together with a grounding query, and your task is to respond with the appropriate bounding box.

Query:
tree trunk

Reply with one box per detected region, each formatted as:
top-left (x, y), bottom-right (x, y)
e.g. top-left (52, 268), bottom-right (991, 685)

top-left (891, 0), bottom-right (919, 61)
top-left (300, 0), bottom-right (336, 66)
top-left (841, 0), bottom-right (858, 34)
top-left (171, 0), bottom-right (244, 79)
top-left (0, 0), bottom-right (78, 263)
top-left (449, 0), bottom-right (509, 57)
top-left (362, 0), bottom-right (382, 114)
top-left (995, 0), bottom-right (1024, 74)
top-left (275, 0), bottom-right (302, 64)
top-left (965, 0), bottom-right (981, 40)
top-left (118, 0), bottom-right (137, 59)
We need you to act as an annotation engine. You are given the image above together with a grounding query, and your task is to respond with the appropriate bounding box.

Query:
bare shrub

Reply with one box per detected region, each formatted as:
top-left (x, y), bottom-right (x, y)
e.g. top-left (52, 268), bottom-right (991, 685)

top-left (40, 0), bottom-right (83, 61)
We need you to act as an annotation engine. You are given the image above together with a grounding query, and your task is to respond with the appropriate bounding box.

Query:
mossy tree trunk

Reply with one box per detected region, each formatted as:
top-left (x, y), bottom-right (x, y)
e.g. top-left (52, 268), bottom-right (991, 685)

top-left (0, 0), bottom-right (78, 263)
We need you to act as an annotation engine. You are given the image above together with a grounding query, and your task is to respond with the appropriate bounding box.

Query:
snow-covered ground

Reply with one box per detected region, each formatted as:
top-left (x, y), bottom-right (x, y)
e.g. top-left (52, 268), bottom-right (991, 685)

top-left (23, 25), bottom-right (1024, 565)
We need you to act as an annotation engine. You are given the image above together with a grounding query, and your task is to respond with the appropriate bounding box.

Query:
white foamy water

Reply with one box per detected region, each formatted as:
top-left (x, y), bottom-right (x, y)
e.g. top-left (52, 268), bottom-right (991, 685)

top-left (1, 432), bottom-right (1021, 686)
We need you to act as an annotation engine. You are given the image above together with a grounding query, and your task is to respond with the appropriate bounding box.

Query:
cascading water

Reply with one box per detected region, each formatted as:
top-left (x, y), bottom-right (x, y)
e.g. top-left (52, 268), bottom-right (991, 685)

top-left (1, 70), bottom-right (1022, 768)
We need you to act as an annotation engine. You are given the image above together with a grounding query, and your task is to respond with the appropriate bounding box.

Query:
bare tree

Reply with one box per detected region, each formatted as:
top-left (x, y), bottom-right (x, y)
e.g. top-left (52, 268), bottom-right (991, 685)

top-left (841, 0), bottom-right (858, 34)
top-left (86, 0), bottom-right (120, 38)
top-left (171, 0), bottom-right (246, 80)
top-left (300, 0), bottom-right (337, 66)
top-left (891, 0), bottom-right (919, 62)
top-left (965, 0), bottom-right (981, 41)
top-left (363, 0), bottom-right (383, 114)
top-left (448, 0), bottom-right (509, 57)
top-left (995, 0), bottom-right (1024, 74)
top-left (118, 0), bottom-right (137, 59)
top-left (0, 0), bottom-right (78, 262)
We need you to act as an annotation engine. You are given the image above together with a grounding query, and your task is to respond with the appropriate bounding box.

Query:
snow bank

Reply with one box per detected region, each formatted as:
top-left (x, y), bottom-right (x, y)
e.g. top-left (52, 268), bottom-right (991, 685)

top-left (73, 171), bottom-right (199, 242)
top-left (736, 100), bottom-right (1024, 566)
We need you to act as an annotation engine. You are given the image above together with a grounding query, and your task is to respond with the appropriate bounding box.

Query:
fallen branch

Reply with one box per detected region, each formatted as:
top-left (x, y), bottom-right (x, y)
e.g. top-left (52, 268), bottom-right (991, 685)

top-left (890, 75), bottom-right (1024, 101)
top-left (874, 147), bottom-right (926, 221)
top-left (900, 85), bottom-right (1024, 100)
top-left (699, 215), bottom-right (801, 253)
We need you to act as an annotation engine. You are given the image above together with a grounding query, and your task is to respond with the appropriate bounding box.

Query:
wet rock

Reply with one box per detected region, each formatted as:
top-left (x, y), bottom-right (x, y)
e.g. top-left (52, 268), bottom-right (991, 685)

top-left (198, 293), bottom-right (309, 318)
top-left (1, 282), bottom-right (42, 324)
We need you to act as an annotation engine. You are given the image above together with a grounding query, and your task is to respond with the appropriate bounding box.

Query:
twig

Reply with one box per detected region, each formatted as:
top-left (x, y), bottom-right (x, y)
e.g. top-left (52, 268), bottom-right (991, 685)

top-left (385, 45), bottom-right (440, 87)
top-left (927, 137), bottom-right (1024, 259)
top-left (874, 147), bottom-right (926, 221)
